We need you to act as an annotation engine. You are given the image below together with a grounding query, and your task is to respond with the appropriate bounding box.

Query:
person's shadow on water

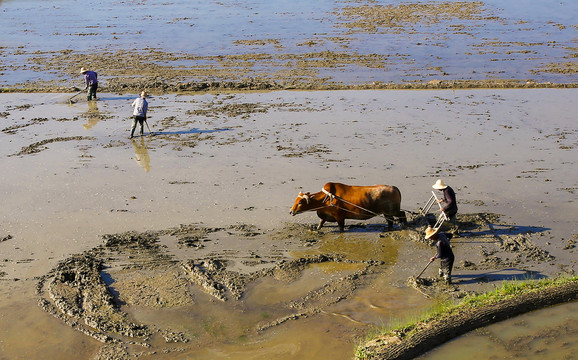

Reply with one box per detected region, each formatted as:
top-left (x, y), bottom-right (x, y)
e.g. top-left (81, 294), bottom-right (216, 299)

top-left (453, 268), bottom-right (547, 285)
top-left (151, 128), bottom-right (232, 136)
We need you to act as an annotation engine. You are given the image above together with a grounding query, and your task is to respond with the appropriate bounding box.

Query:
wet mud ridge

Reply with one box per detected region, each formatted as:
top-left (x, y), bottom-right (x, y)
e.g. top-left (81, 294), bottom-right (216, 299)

top-left (35, 253), bottom-right (151, 345)
top-left (34, 213), bottom-right (571, 357)
top-left (34, 224), bottom-right (380, 353)
top-left (10, 136), bottom-right (95, 157)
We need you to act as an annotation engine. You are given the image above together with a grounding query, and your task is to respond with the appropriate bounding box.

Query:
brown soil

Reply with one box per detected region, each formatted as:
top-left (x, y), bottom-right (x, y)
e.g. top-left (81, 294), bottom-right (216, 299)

top-left (32, 212), bottom-right (569, 355)
top-left (35, 224), bottom-right (377, 346)
top-left (1, 1), bottom-right (576, 357)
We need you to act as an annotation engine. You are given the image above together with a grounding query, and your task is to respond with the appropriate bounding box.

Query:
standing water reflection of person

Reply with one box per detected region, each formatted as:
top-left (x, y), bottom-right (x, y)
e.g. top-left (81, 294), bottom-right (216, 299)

top-left (83, 101), bottom-right (100, 130)
top-left (131, 137), bottom-right (151, 172)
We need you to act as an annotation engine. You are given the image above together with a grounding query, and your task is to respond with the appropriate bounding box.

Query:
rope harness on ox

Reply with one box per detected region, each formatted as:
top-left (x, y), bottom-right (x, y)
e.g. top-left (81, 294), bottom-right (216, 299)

top-left (297, 188), bottom-right (399, 222)
top-left (295, 192), bottom-right (327, 213)
top-left (320, 188), bottom-right (381, 217)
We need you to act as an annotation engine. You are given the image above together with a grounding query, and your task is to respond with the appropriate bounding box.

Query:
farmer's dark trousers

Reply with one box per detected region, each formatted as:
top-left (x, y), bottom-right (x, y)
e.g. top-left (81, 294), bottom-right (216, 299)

top-left (130, 116), bottom-right (145, 138)
top-left (87, 84), bottom-right (98, 101)
top-left (440, 256), bottom-right (454, 283)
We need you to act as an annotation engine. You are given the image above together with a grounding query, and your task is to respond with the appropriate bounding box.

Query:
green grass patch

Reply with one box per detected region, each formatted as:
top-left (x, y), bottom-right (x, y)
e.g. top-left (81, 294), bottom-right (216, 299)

top-left (354, 275), bottom-right (577, 359)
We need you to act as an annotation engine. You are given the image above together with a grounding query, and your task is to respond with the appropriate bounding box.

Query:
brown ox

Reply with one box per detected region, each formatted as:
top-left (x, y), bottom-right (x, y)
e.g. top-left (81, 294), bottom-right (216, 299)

top-left (289, 182), bottom-right (407, 232)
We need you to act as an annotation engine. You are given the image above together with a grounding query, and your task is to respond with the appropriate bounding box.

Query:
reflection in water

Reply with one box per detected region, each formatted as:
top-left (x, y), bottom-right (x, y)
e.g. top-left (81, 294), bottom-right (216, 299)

top-left (83, 101), bottom-right (100, 130)
top-left (131, 137), bottom-right (151, 172)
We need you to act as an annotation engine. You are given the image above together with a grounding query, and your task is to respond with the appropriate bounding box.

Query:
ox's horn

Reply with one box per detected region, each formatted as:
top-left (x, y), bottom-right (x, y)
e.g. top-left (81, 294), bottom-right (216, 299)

top-left (302, 193), bottom-right (310, 204)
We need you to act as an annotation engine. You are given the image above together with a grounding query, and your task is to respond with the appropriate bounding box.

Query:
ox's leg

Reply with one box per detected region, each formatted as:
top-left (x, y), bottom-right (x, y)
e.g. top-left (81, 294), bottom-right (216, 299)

top-left (387, 218), bottom-right (394, 230)
top-left (317, 219), bottom-right (326, 230)
top-left (398, 210), bottom-right (407, 228)
top-left (337, 219), bottom-right (345, 232)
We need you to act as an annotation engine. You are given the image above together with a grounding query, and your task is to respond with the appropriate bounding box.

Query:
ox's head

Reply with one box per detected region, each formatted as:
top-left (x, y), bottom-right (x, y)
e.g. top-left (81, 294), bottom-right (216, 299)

top-left (290, 191), bottom-right (311, 216)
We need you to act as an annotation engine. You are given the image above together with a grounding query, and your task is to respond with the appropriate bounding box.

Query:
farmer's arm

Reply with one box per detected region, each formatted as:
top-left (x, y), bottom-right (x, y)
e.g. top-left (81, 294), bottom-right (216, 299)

top-left (441, 188), bottom-right (455, 212)
top-left (430, 241), bottom-right (441, 261)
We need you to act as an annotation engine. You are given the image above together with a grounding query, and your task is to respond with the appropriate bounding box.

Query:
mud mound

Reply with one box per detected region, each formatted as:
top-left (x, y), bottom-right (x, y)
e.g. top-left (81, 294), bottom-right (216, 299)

top-left (34, 213), bottom-right (560, 356)
top-left (10, 136), bottom-right (95, 156)
top-left (407, 276), bottom-right (471, 300)
top-left (500, 234), bottom-right (554, 262)
top-left (36, 253), bottom-right (150, 344)
top-left (181, 259), bottom-right (240, 301)
top-left (36, 224), bottom-right (379, 352)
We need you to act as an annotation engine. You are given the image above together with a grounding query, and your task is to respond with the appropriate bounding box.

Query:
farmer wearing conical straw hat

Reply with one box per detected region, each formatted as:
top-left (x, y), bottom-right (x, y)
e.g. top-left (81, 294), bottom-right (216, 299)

top-left (80, 67), bottom-right (98, 101)
top-left (425, 226), bottom-right (454, 284)
top-left (432, 179), bottom-right (458, 232)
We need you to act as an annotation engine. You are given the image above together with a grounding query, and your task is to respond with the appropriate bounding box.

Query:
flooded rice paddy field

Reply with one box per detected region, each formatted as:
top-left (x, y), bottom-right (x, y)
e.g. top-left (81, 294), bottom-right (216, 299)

top-left (0, 0), bottom-right (577, 90)
top-left (1, 0), bottom-right (577, 359)
top-left (0, 89), bottom-right (576, 359)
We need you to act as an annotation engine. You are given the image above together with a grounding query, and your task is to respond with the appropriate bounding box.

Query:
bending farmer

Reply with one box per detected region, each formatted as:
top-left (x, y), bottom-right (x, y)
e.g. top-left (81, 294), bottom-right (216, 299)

top-left (425, 226), bottom-right (454, 284)
top-left (80, 67), bottom-right (98, 101)
top-left (130, 91), bottom-right (149, 139)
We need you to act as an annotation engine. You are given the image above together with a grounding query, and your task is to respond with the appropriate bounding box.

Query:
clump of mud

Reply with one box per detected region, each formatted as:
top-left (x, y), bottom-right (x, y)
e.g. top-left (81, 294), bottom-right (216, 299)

top-left (271, 222), bottom-right (323, 246)
top-left (10, 136), bottom-right (95, 156)
top-left (36, 253), bottom-right (150, 344)
top-left (407, 275), bottom-right (471, 299)
top-left (36, 223), bottom-right (377, 352)
top-left (181, 259), bottom-right (240, 301)
top-left (334, 1), bottom-right (498, 33)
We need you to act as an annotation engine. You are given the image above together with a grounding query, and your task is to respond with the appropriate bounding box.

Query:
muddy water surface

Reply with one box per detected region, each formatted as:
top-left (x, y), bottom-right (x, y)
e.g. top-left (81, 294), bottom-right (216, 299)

top-left (1, 0), bottom-right (577, 358)
top-left (0, 89), bottom-right (576, 359)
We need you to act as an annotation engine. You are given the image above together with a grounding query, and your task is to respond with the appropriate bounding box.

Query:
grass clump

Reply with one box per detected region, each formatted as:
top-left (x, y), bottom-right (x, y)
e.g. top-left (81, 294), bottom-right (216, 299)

top-left (355, 275), bottom-right (577, 359)
top-left (461, 275), bottom-right (577, 308)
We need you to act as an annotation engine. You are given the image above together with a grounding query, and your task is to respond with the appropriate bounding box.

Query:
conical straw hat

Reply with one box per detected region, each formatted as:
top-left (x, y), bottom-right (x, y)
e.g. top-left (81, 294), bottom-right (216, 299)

top-left (432, 179), bottom-right (448, 190)
top-left (424, 226), bottom-right (439, 239)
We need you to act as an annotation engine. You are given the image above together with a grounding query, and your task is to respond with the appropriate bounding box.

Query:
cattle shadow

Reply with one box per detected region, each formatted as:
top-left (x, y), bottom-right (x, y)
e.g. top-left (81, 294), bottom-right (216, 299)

top-left (331, 222), bottom-right (402, 233)
top-left (453, 268), bottom-right (546, 285)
